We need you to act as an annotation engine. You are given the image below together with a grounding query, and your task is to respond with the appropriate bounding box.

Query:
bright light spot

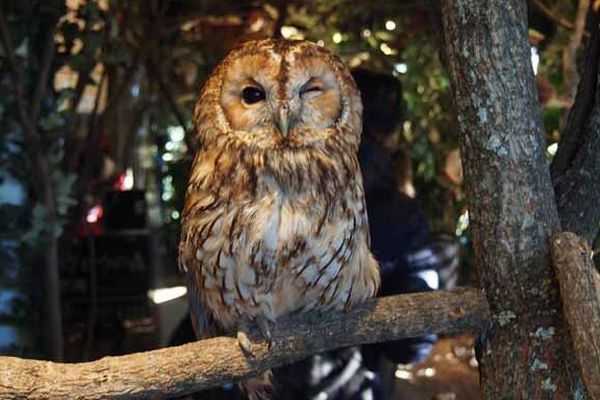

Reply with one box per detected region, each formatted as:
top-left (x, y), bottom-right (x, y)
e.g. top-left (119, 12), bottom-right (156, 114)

top-left (332, 32), bottom-right (343, 44)
top-left (394, 62), bottom-right (408, 74)
top-left (86, 204), bottom-right (104, 223)
top-left (162, 153), bottom-right (174, 162)
top-left (168, 126), bottom-right (185, 142)
top-left (379, 43), bottom-right (396, 55)
top-left (171, 210), bottom-right (180, 220)
top-left (531, 47), bottom-right (539, 76)
top-left (280, 26), bottom-right (295, 38)
top-left (148, 286), bottom-right (187, 304)
top-left (130, 83), bottom-right (140, 97)
top-left (248, 16), bottom-right (265, 33)
top-left (547, 142), bottom-right (558, 156)
top-left (385, 20), bottom-right (397, 31)
top-left (123, 168), bottom-right (134, 190)
top-left (162, 192), bottom-right (172, 201)
top-left (314, 392), bottom-right (328, 400)
top-left (362, 29), bottom-right (372, 37)
top-left (417, 270), bottom-right (439, 290)
top-left (165, 141), bottom-right (175, 151)
top-left (280, 25), bottom-right (303, 39)
top-left (395, 369), bottom-right (413, 380)
top-left (416, 367), bottom-right (436, 377)
top-left (455, 210), bottom-right (470, 236)
top-left (317, 40), bottom-right (325, 47)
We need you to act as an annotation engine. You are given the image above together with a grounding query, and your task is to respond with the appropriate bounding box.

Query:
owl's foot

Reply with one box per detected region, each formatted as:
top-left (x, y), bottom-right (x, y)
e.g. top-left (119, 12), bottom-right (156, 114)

top-left (236, 318), bottom-right (274, 357)
top-left (255, 317), bottom-right (273, 349)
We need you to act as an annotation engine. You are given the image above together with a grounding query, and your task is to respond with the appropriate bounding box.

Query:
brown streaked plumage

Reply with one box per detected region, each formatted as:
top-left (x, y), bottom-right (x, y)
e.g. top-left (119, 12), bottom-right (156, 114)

top-left (179, 39), bottom-right (380, 400)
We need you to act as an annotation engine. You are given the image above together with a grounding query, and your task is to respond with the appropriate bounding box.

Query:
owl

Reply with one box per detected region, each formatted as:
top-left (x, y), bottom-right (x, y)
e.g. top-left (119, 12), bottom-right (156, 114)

top-left (178, 39), bottom-right (380, 399)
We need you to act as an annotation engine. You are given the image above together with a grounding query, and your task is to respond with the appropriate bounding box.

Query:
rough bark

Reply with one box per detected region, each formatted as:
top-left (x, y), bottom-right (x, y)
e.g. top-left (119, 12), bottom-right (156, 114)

top-left (0, 289), bottom-right (488, 400)
top-left (551, 232), bottom-right (600, 399)
top-left (441, 1), bottom-right (587, 398)
top-left (551, 7), bottom-right (600, 243)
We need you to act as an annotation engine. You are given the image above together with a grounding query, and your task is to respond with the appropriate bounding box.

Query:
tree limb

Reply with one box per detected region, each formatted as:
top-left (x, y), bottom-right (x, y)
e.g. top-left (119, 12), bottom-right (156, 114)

top-left (0, 4), bottom-right (41, 146)
top-left (30, 13), bottom-right (60, 122)
top-left (0, 3), bottom-right (64, 361)
top-left (551, 232), bottom-right (600, 399)
top-left (529, 0), bottom-right (576, 31)
top-left (0, 288), bottom-right (488, 400)
top-left (551, 7), bottom-right (600, 243)
top-left (563, 0), bottom-right (590, 103)
top-left (146, 58), bottom-right (196, 152)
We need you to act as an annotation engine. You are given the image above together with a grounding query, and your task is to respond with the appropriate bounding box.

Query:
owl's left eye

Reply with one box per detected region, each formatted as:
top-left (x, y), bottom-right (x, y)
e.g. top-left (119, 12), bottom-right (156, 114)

top-left (242, 86), bottom-right (266, 104)
top-left (301, 86), bottom-right (322, 96)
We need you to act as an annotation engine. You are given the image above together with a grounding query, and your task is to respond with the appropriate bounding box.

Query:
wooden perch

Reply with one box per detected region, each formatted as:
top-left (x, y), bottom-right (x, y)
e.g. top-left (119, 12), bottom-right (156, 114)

top-left (0, 288), bottom-right (488, 400)
top-left (551, 232), bottom-right (600, 399)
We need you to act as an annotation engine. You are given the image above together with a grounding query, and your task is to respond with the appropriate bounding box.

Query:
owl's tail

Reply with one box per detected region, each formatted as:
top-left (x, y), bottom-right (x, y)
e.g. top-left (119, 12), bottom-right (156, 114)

top-left (239, 370), bottom-right (274, 400)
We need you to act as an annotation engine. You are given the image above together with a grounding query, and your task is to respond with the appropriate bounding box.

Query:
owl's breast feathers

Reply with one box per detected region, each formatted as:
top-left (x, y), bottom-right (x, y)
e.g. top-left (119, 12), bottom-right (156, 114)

top-left (179, 138), bottom-right (380, 331)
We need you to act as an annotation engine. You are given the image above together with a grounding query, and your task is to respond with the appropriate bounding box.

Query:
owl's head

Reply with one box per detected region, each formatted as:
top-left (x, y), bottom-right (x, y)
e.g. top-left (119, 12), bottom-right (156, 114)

top-left (195, 39), bottom-right (362, 150)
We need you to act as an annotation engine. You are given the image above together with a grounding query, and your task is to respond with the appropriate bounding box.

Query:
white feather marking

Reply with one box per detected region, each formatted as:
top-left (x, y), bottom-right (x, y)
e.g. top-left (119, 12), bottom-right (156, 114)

top-left (218, 253), bottom-right (235, 270)
top-left (224, 268), bottom-right (235, 291)
top-left (222, 292), bottom-right (236, 306)
top-left (263, 199), bottom-right (281, 251)
top-left (237, 282), bottom-right (251, 300)
top-left (237, 264), bottom-right (256, 285)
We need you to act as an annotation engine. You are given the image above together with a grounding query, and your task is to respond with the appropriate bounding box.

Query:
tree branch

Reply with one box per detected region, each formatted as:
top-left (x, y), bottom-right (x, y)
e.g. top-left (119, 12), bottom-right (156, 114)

top-left (551, 232), bottom-right (600, 399)
top-left (30, 13), bottom-right (60, 122)
top-left (146, 59), bottom-right (196, 152)
top-left (0, 4), bottom-right (41, 146)
top-left (552, 7), bottom-right (600, 242)
top-left (76, 53), bottom-right (141, 205)
top-left (0, 289), bottom-right (488, 400)
top-left (563, 0), bottom-right (590, 103)
top-left (0, 3), bottom-right (64, 361)
top-left (529, 0), bottom-right (576, 31)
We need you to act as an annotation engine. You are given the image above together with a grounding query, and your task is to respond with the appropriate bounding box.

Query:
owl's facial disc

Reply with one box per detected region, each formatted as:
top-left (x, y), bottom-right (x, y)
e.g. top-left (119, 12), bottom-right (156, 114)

top-left (219, 42), bottom-right (345, 147)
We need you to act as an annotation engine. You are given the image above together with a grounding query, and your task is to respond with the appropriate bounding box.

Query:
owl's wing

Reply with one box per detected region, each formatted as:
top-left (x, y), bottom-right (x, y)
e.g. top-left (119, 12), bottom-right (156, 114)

top-left (185, 270), bottom-right (222, 339)
top-left (180, 176), bottom-right (225, 339)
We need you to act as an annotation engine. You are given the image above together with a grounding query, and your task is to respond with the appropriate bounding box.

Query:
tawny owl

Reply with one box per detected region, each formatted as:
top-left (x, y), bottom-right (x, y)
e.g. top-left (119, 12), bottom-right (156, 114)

top-left (178, 39), bottom-right (380, 399)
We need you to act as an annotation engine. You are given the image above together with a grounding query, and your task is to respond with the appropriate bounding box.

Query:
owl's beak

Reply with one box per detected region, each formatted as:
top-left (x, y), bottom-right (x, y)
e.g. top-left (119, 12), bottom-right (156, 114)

top-left (277, 107), bottom-right (290, 138)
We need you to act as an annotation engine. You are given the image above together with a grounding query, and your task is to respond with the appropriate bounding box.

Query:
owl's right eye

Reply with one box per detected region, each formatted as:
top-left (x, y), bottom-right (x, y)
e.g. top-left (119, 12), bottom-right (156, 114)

top-left (242, 86), bottom-right (266, 105)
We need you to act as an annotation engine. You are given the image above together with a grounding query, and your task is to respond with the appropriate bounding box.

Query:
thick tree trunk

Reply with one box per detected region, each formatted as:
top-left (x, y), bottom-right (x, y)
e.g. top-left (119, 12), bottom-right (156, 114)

top-left (441, 1), bottom-right (588, 398)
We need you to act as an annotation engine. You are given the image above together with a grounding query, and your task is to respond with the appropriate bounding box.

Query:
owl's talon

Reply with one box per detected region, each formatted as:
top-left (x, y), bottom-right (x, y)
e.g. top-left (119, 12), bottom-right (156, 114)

top-left (237, 330), bottom-right (254, 357)
top-left (256, 317), bottom-right (273, 349)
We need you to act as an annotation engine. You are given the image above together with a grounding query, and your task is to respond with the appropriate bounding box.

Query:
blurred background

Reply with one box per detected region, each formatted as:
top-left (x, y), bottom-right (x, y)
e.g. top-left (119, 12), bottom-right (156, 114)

top-left (0, 1), bottom-right (599, 399)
